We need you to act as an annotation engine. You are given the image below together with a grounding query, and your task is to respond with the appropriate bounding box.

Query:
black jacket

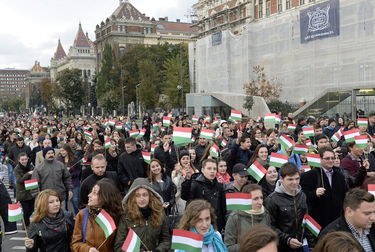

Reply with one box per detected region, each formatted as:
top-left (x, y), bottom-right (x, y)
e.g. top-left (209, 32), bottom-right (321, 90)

top-left (26, 210), bottom-right (74, 252)
top-left (149, 175), bottom-right (176, 214)
top-left (117, 149), bottom-right (147, 192)
top-left (154, 142), bottom-right (178, 175)
top-left (320, 216), bottom-right (375, 252)
top-left (300, 166), bottom-right (367, 229)
top-left (227, 143), bottom-right (253, 174)
top-left (181, 174), bottom-right (226, 231)
top-left (8, 144), bottom-right (31, 165)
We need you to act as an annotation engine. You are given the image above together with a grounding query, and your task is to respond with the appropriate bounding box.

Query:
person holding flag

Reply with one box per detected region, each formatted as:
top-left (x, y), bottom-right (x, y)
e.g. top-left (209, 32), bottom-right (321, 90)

top-left (175, 199), bottom-right (228, 252)
top-left (71, 178), bottom-right (123, 252)
top-left (14, 152), bottom-right (35, 228)
top-left (224, 184), bottom-right (271, 252)
top-left (25, 189), bottom-right (74, 252)
top-left (114, 178), bottom-right (171, 252)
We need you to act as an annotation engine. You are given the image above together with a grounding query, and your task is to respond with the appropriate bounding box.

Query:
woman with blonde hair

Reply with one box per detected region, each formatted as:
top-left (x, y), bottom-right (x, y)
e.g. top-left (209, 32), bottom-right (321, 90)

top-left (176, 199), bottom-right (228, 252)
top-left (25, 189), bottom-right (74, 252)
top-left (114, 178), bottom-right (171, 252)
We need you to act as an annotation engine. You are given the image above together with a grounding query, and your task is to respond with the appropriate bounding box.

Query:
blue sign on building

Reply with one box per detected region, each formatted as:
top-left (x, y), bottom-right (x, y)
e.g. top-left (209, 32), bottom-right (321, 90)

top-left (212, 32), bottom-right (222, 46)
top-left (300, 0), bottom-right (340, 44)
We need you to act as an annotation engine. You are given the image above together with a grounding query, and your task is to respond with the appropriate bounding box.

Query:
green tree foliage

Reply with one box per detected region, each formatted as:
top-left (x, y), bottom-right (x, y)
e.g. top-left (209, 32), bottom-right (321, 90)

top-left (100, 89), bottom-right (119, 113)
top-left (138, 60), bottom-right (159, 109)
top-left (243, 95), bottom-right (254, 113)
top-left (40, 78), bottom-right (57, 111)
top-left (56, 68), bottom-right (84, 112)
top-left (267, 99), bottom-right (296, 116)
top-left (1, 97), bottom-right (25, 112)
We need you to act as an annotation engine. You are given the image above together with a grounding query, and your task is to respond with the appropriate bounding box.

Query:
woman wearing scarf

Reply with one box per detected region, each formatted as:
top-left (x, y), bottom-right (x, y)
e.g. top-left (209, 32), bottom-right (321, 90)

top-left (25, 189), bottom-right (74, 252)
top-left (176, 199), bottom-right (228, 252)
top-left (113, 178), bottom-right (171, 252)
top-left (224, 184), bottom-right (271, 252)
top-left (14, 152), bottom-right (35, 228)
top-left (70, 179), bottom-right (122, 252)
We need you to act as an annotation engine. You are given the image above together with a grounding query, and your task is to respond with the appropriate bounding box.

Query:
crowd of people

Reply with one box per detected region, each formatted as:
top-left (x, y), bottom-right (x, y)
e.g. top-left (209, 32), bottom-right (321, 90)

top-left (0, 111), bottom-right (374, 252)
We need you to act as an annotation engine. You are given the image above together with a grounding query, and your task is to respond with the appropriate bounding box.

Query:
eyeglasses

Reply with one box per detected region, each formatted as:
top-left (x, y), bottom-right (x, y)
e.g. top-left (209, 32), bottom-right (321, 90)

top-left (322, 157), bottom-right (335, 161)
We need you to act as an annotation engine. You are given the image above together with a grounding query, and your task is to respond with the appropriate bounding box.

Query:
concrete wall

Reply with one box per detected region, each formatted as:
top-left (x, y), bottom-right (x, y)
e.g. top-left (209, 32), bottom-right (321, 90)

top-left (189, 0), bottom-right (375, 104)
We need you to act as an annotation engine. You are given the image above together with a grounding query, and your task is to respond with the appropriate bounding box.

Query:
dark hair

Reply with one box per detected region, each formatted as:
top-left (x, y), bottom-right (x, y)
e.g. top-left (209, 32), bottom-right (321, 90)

top-left (318, 146), bottom-right (334, 158)
top-left (17, 152), bottom-right (28, 161)
top-left (343, 188), bottom-right (374, 211)
top-left (16, 136), bottom-right (24, 142)
top-left (61, 143), bottom-right (75, 163)
top-left (241, 184), bottom-right (262, 193)
top-left (266, 128), bottom-right (278, 137)
top-left (280, 162), bottom-right (299, 178)
top-left (202, 158), bottom-right (217, 169)
top-left (315, 134), bottom-right (329, 142)
top-left (248, 144), bottom-right (268, 165)
top-left (313, 231), bottom-right (362, 252)
top-left (95, 178), bottom-right (123, 222)
top-left (239, 135), bottom-right (250, 144)
top-left (239, 225), bottom-right (278, 252)
top-left (124, 137), bottom-right (136, 145)
top-left (313, 123), bottom-right (322, 130)
top-left (347, 141), bottom-right (356, 149)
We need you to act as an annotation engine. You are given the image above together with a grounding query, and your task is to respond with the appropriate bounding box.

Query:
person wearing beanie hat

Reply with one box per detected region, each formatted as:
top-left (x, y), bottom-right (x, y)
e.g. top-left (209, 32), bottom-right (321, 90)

top-left (42, 147), bottom-right (54, 159)
top-left (114, 178), bottom-right (171, 251)
top-left (35, 138), bottom-right (60, 166)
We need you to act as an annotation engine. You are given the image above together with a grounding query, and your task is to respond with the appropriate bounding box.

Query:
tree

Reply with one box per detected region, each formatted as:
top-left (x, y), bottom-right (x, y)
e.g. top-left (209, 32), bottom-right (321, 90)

top-left (56, 69), bottom-right (85, 112)
top-left (138, 60), bottom-right (159, 109)
top-left (267, 99), bottom-right (296, 116)
top-left (243, 65), bottom-right (281, 102)
top-left (1, 97), bottom-right (25, 112)
top-left (40, 78), bottom-right (56, 110)
top-left (243, 95), bottom-right (254, 113)
top-left (100, 89), bottom-right (119, 113)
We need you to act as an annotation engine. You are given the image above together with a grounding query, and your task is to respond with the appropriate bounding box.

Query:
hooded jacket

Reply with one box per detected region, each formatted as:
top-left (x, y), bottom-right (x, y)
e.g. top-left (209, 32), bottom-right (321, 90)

top-left (114, 178), bottom-right (171, 252)
top-left (264, 180), bottom-right (312, 252)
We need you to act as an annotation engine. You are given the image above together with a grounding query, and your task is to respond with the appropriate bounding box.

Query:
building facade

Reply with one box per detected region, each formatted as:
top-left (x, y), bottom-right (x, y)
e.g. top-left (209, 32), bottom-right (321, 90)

top-left (0, 69), bottom-right (29, 102)
top-left (25, 61), bottom-right (50, 109)
top-left (94, 0), bottom-right (197, 69)
top-left (188, 0), bottom-right (375, 117)
top-left (50, 23), bottom-right (96, 82)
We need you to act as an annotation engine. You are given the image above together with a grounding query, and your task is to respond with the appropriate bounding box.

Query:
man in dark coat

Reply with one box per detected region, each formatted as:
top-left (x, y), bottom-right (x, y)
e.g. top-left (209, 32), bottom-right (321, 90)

top-left (319, 188), bottom-right (375, 252)
top-left (300, 147), bottom-right (368, 228)
top-left (117, 137), bottom-right (147, 193)
top-left (8, 136), bottom-right (31, 166)
top-left (154, 131), bottom-right (178, 175)
top-left (227, 131), bottom-right (253, 174)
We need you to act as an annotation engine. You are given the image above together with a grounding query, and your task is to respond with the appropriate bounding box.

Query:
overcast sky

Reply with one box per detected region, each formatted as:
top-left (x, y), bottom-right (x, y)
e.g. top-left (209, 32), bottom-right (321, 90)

top-left (0, 0), bottom-right (196, 70)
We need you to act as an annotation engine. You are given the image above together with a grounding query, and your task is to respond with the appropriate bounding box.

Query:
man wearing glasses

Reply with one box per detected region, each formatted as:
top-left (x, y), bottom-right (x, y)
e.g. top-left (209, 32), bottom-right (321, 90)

top-left (300, 147), bottom-right (369, 229)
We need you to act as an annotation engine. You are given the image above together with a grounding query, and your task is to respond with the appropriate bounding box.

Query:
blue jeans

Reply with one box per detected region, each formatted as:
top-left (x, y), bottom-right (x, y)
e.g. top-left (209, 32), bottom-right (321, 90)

top-left (71, 186), bottom-right (80, 215)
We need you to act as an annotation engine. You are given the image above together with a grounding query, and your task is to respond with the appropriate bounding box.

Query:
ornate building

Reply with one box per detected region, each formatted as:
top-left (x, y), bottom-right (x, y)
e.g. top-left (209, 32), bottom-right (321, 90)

top-left (25, 61), bottom-right (50, 109)
top-left (50, 23), bottom-right (96, 81)
top-left (94, 0), bottom-right (198, 69)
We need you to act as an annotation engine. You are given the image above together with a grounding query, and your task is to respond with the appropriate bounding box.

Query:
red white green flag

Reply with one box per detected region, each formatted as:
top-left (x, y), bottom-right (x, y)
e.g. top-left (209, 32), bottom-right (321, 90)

top-left (357, 118), bottom-right (368, 126)
top-left (107, 120), bottom-right (116, 127)
top-left (104, 139), bottom-right (112, 149)
top-left (344, 129), bottom-right (360, 143)
top-left (278, 134), bottom-right (295, 149)
top-left (247, 160), bottom-right (267, 182)
top-left (121, 228), bottom-right (141, 252)
top-left (84, 130), bottom-right (92, 137)
top-left (24, 179), bottom-right (38, 190)
top-left (230, 110), bottom-right (242, 121)
top-left (302, 214), bottom-right (321, 237)
top-left (142, 152), bottom-right (151, 164)
top-left (95, 209), bottom-right (116, 238)
top-left (226, 193), bottom-right (252, 210)
top-left (210, 144), bottom-right (219, 158)
top-left (269, 153), bottom-right (289, 168)
top-left (151, 144), bottom-right (156, 155)
top-left (192, 116), bottom-right (199, 124)
top-left (80, 156), bottom-right (91, 166)
top-left (151, 122), bottom-right (159, 129)
top-left (204, 115), bottom-right (211, 123)
top-left (264, 113), bottom-right (276, 123)
top-left (212, 119), bottom-right (219, 126)
top-left (301, 165), bottom-right (311, 172)
top-left (288, 124), bottom-right (297, 131)
top-left (294, 144), bottom-right (308, 155)
top-left (368, 184), bottom-right (375, 198)
top-left (331, 132), bottom-right (341, 142)
top-left (115, 124), bottom-right (123, 131)
top-left (171, 229), bottom-right (203, 252)
top-left (138, 129), bottom-right (146, 138)
top-left (200, 129), bottom-right (214, 140)
top-left (163, 117), bottom-right (171, 127)
top-left (221, 139), bottom-right (228, 148)
top-left (303, 127), bottom-right (314, 138)
top-left (355, 135), bottom-right (368, 148)
top-left (275, 115), bottom-right (282, 125)
top-left (305, 139), bottom-right (312, 146)
top-left (129, 130), bottom-right (139, 138)
top-left (173, 127), bottom-right (192, 145)
top-left (306, 153), bottom-right (321, 167)
top-left (8, 202), bottom-right (23, 222)
top-left (83, 125), bottom-right (91, 130)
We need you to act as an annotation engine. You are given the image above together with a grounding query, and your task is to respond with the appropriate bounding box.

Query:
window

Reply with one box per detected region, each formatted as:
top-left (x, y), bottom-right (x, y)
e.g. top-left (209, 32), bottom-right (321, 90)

top-left (278, 0), bottom-right (282, 12)
top-left (259, 0), bottom-right (263, 18)
top-left (119, 47), bottom-right (126, 57)
top-left (300, 0), bottom-right (305, 5)
top-left (266, 0), bottom-right (270, 16)
top-left (286, 0), bottom-right (291, 9)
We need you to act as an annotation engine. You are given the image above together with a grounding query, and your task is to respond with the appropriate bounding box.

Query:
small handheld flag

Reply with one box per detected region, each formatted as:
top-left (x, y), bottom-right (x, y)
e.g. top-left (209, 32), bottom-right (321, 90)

top-left (344, 129), bottom-right (360, 143)
top-left (171, 229), bottom-right (203, 252)
top-left (199, 129), bottom-right (214, 140)
top-left (368, 184), bottom-right (375, 198)
top-left (247, 161), bottom-right (267, 182)
top-left (163, 117), bottom-right (171, 127)
top-left (104, 139), bottom-right (112, 149)
top-left (226, 193), bottom-right (252, 210)
top-left (306, 153), bottom-right (321, 167)
top-left (121, 228), bottom-right (141, 252)
top-left (173, 127), bottom-right (192, 145)
top-left (302, 127), bottom-right (314, 138)
top-left (269, 153), bottom-right (288, 168)
top-left (294, 144), bottom-right (308, 155)
top-left (288, 124), bottom-right (296, 131)
top-left (8, 202), bottom-right (23, 222)
top-left (209, 144), bottom-right (219, 158)
top-left (357, 118), bottom-right (368, 127)
top-left (355, 135), bottom-right (368, 148)
top-left (142, 152), bottom-right (151, 164)
top-left (278, 134), bottom-right (295, 149)
top-left (230, 110), bottom-right (242, 122)
top-left (24, 179), bottom-right (38, 190)
top-left (95, 209), bottom-right (116, 238)
top-left (302, 214), bottom-right (321, 237)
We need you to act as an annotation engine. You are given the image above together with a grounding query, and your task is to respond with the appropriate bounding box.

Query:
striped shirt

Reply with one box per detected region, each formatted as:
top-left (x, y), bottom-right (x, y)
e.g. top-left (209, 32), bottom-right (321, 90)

top-left (346, 219), bottom-right (373, 252)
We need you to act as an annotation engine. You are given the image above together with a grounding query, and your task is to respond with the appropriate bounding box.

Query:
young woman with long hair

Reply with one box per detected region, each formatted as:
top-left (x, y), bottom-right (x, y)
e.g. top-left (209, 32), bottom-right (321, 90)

top-left (71, 178), bottom-right (123, 252)
top-left (114, 178), bottom-right (171, 252)
top-left (176, 199), bottom-right (228, 252)
top-left (25, 189), bottom-right (74, 252)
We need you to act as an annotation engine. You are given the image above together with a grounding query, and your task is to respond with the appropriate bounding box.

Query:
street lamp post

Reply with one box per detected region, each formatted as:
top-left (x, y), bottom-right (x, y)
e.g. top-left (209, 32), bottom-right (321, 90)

top-left (136, 83), bottom-right (140, 119)
top-left (177, 84), bottom-right (183, 115)
top-left (120, 69), bottom-right (125, 115)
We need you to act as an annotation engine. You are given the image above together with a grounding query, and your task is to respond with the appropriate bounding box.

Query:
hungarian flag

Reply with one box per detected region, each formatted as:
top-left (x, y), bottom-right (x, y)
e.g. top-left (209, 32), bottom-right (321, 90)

top-left (344, 129), bottom-right (360, 143)
top-left (368, 184), bottom-right (375, 198)
top-left (247, 161), bottom-right (267, 182)
top-left (199, 129), bottom-right (214, 140)
top-left (83, 125), bottom-right (91, 130)
top-left (226, 193), bottom-right (252, 210)
top-left (151, 144), bottom-right (156, 155)
top-left (121, 228), bottom-right (141, 252)
top-left (306, 153), bottom-right (321, 167)
top-left (84, 130), bottom-right (92, 137)
top-left (151, 122), bottom-right (159, 129)
top-left (294, 144), bottom-right (308, 155)
top-left (192, 116), bottom-right (198, 124)
top-left (303, 127), bottom-right (314, 138)
top-left (212, 119), bottom-right (219, 126)
top-left (115, 124), bottom-right (123, 131)
top-left (269, 153), bottom-right (288, 168)
top-left (142, 152), bottom-right (151, 164)
top-left (228, 116), bottom-right (237, 124)
top-left (230, 110), bottom-right (242, 121)
top-left (138, 129), bottom-right (146, 138)
top-left (204, 115), bottom-right (211, 123)
top-left (357, 118), bottom-right (368, 126)
top-left (173, 127), bottom-right (192, 145)
top-left (264, 113), bottom-right (276, 123)
top-left (163, 117), bottom-right (171, 127)
top-left (129, 130), bottom-right (139, 138)
top-left (210, 144), bottom-right (219, 158)
top-left (95, 209), bottom-right (116, 238)
top-left (305, 139), bottom-right (312, 146)
top-left (331, 132), bottom-right (341, 142)
top-left (171, 229), bottom-right (203, 252)
top-left (288, 124), bottom-right (296, 131)
top-left (8, 202), bottom-right (23, 222)
top-left (355, 135), bottom-right (368, 148)
top-left (302, 214), bottom-right (321, 237)
top-left (80, 156), bottom-right (91, 166)
top-left (221, 139), bottom-right (228, 148)
top-left (190, 136), bottom-right (196, 143)
top-left (301, 165), bottom-right (311, 172)
top-left (104, 139), bottom-right (112, 149)
top-left (278, 134), bottom-right (295, 149)
top-left (107, 120), bottom-right (115, 127)
top-left (275, 115), bottom-right (282, 125)
top-left (24, 179), bottom-right (38, 190)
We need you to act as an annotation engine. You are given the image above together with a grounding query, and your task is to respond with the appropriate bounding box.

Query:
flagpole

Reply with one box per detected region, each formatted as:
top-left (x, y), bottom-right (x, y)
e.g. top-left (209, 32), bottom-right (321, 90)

top-left (319, 166), bottom-right (325, 189)
top-left (97, 238), bottom-right (107, 250)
